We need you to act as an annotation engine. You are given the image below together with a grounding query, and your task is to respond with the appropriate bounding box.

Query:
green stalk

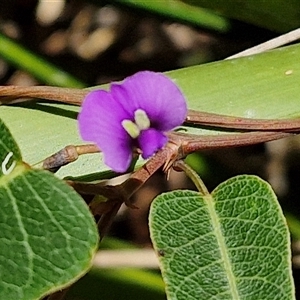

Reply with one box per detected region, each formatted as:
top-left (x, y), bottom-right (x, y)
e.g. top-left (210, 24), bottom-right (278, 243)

top-left (0, 33), bottom-right (85, 88)
top-left (112, 0), bottom-right (230, 32)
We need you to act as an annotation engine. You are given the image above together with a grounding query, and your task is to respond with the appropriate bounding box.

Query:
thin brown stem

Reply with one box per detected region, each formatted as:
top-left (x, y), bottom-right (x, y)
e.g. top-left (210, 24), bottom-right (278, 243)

top-left (186, 110), bottom-right (300, 132)
top-left (67, 180), bottom-right (118, 196)
top-left (42, 144), bottom-right (100, 172)
top-left (122, 146), bottom-right (176, 198)
top-left (2, 85), bottom-right (300, 133)
top-left (174, 131), bottom-right (293, 157)
top-left (173, 160), bottom-right (209, 196)
top-left (0, 86), bottom-right (86, 105)
top-left (95, 146), bottom-right (180, 236)
top-left (67, 147), bottom-right (177, 238)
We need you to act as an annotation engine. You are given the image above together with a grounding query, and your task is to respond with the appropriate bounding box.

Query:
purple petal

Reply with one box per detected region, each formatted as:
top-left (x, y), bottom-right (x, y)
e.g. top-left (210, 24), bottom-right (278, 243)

top-left (110, 71), bottom-right (187, 131)
top-left (78, 90), bottom-right (133, 173)
top-left (138, 128), bottom-right (167, 159)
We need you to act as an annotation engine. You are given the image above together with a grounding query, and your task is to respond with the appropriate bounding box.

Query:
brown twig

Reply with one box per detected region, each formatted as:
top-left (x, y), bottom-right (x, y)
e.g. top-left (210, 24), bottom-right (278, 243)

top-left (2, 85), bottom-right (300, 133)
top-left (186, 110), bottom-right (300, 132)
top-left (0, 85), bottom-right (86, 105)
top-left (66, 146), bottom-right (177, 238)
top-left (43, 144), bottom-right (99, 172)
top-left (170, 131), bottom-right (294, 157)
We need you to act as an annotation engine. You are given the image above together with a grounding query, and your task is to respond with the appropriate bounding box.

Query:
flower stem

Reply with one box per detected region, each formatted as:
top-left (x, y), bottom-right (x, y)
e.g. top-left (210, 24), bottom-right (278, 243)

top-left (173, 160), bottom-right (209, 196)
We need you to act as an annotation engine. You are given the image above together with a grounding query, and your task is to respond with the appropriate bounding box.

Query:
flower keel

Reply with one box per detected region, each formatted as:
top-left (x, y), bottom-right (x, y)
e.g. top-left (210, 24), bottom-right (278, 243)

top-left (138, 129), bottom-right (167, 159)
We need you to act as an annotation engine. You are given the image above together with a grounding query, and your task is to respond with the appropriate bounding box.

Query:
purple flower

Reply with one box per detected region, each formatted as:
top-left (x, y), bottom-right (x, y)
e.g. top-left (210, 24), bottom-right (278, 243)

top-left (78, 71), bottom-right (187, 173)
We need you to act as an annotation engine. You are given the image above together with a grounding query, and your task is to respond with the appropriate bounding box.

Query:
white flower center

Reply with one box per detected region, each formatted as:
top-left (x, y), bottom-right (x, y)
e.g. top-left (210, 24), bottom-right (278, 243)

top-left (122, 109), bottom-right (151, 138)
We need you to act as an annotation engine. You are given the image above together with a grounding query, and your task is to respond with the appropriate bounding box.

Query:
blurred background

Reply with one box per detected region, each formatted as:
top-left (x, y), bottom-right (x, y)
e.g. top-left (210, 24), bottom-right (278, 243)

top-left (0, 0), bottom-right (279, 86)
top-left (1, 1), bottom-right (300, 299)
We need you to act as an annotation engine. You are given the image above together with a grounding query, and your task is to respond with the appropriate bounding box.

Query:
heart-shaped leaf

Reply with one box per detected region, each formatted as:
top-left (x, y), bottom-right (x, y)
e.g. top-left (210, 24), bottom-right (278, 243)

top-left (0, 118), bottom-right (99, 300)
top-left (149, 175), bottom-right (294, 299)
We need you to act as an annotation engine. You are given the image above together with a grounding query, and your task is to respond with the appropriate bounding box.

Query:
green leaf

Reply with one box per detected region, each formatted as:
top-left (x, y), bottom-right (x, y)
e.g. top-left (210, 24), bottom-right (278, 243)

top-left (0, 33), bottom-right (85, 88)
top-left (182, 0), bottom-right (300, 32)
top-left (112, 0), bottom-right (230, 32)
top-left (0, 116), bottom-right (22, 176)
top-left (171, 43), bottom-right (300, 119)
top-left (0, 118), bottom-right (99, 300)
top-left (149, 175), bottom-right (294, 299)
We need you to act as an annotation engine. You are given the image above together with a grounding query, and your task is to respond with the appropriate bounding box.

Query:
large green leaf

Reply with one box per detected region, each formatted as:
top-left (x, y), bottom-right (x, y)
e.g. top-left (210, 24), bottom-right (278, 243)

top-left (0, 118), bottom-right (99, 300)
top-left (182, 0), bottom-right (300, 32)
top-left (170, 43), bottom-right (300, 120)
top-left (1, 44), bottom-right (300, 177)
top-left (149, 175), bottom-right (294, 299)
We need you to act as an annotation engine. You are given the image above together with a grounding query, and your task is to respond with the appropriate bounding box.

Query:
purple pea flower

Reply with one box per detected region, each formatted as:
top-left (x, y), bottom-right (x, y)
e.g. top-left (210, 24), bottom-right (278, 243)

top-left (78, 71), bottom-right (187, 173)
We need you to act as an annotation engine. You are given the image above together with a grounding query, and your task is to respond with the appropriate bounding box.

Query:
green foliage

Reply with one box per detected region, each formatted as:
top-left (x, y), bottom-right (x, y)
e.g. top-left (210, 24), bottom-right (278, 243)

top-left (149, 175), bottom-right (294, 300)
top-left (169, 43), bottom-right (300, 121)
top-left (0, 119), bottom-right (99, 299)
top-left (113, 0), bottom-right (230, 32)
top-left (182, 0), bottom-right (300, 32)
top-left (2, 44), bottom-right (300, 178)
top-left (0, 33), bottom-right (85, 88)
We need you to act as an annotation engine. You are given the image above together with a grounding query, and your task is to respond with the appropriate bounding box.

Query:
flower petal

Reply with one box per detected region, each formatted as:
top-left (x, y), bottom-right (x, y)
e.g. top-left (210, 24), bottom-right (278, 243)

top-left (78, 90), bottom-right (133, 172)
top-left (138, 128), bottom-right (167, 159)
top-left (110, 71), bottom-right (187, 131)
